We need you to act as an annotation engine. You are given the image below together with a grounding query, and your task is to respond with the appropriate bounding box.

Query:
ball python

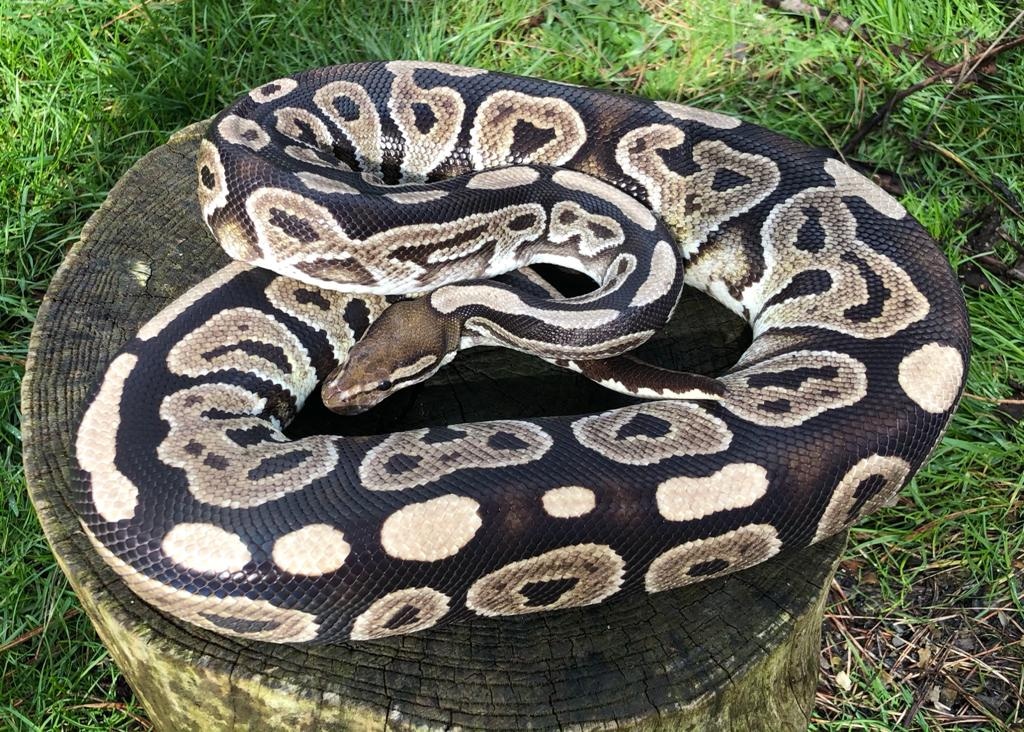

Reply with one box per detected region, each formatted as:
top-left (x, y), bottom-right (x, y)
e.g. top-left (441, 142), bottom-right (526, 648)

top-left (72, 61), bottom-right (970, 644)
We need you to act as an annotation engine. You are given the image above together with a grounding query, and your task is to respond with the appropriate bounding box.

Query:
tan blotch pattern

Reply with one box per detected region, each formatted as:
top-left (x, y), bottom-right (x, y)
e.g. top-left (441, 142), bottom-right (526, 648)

top-left (551, 170), bottom-right (658, 231)
top-left (466, 166), bottom-right (541, 190)
top-left (732, 330), bottom-right (811, 368)
top-left (294, 171), bottom-right (359, 195)
top-left (312, 80), bottom-right (384, 173)
top-left (384, 190), bottom-right (449, 205)
top-left (272, 524), bottom-right (351, 576)
top-left (542, 486), bottom-right (597, 518)
top-left (249, 77), bottom-right (298, 103)
top-left (217, 114), bottom-right (270, 151)
top-left (263, 277), bottom-right (387, 362)
top-left (245, 187), bottom-right (352, 265)
top-left (682, 226), bottom-right (759, 317)
top-left (572, 402), bottom-right (732, 466)
top-left (387, 62), bottom-right (471, 180)
top-left (349, 587), bottom-right (451, 640)
top-left (656, 463), bottom-right (770, 522)
top-left (719, 349), bottom-right (868, 427)
top-left (360, 420), bottom-right (553, 491)
top-left (274, 106), bottom-right (332, 148)
top-left (616, 127), bottom-right (780, 253)
top-left (629, 240), bottom-right (678, 308)
top-left (813, 455), bottom-right (912, 541)
top-left (466, 544), bottom-right (625, 616)
top-left (655, 101), bottom-right (741, 130)
top-left (76, 353), bottom-right (140, 522)
top-left (380, 495), bottom-right (482, 561)
top-left (560, 252), bottom-right (638, 306)
top-left (645, 524), bottom-right (782, 592)
top-left (547, 200), bottom-right (625, 257)
top-left (824, 159), bottom-right (906, 219)
top-left (196, 139), bottom-right (230, 224)
top-left (462, 316), bottom-right (654, 360)
top-left (431, 283), bottom-right (619, 329)
top-left (283, 144), bottom-right (352, 171)
top-left (83, 526), bottom-right (320, 642)
top-left (470, 90), bottom-right (586, 169)
top-left (162, 523), bottom-right (252, 574)
top-left (898, 343), bottom-right (964, 414)
top-left (243, 186), bottom-right (547, 291)
top-left (746, 186), bottom-right (930, 338)
top-left (157, 383), bottom-right (338, 508)
top-left (166, 306), bottom-right (315, 395)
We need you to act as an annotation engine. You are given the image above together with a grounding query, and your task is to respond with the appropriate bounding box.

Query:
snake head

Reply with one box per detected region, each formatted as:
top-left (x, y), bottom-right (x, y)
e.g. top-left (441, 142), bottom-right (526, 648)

top-left (321, 298), bottom-right (461, 415)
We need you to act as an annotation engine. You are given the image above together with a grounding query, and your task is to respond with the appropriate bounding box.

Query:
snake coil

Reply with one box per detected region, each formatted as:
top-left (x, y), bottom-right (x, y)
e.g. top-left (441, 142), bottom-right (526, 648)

top-left (73, 62), bottom-right (969, 643)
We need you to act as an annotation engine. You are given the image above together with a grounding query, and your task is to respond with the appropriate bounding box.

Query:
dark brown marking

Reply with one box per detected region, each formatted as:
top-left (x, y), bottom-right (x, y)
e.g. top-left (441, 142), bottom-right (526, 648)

top-left (296, 258), bottom-right (375, 285)
top-left (200, 165), bottom-right (216, 189)
top-left (508, 213), bottom-right (538, 231)
top-left (226, 425), bottom-right (277, 448)
top-left (486, 431), bottom-right (531, 451)
top-left (520, 577), bottom-right (579, 607)
top-left (509, 120), bottom-right (557, 161)
top-left (268, 207), bottom-right (321, 243)
top-left (683, 192), bottom-right (701, 215)
top-left (764, 269), bottom-right (833, 307)
top-left (746, 365), bottom-right (840, 390)
top-left (203, 453), bottom-right (230, 470)
top-left (689, 558), bottom-right (730, 576)
top-left (342, 298), bottom-right (371, 339)
top-left (794, 207), bottom-right (827, 252)
top-left (587, 221), bottom-right (616, 240)
top-left (331, 141), bottom-right (360, 171)
top-left (841, 252), bottom-right (890, 323)
top-left (203, 341), bottom-right (293, 374)
top-left (411, 102), bottom-right (437, 134)
top-left (558, 208), bottom-right (578, 225)
top-left (616, 413), bottom-right (671, 440)
top-left (759, 399), bottom-right (792, 414)
top-left (289, 118), bottom-right (319, 146)
top-left (846, 474), bottom-right (891, 522)
top-left (247, 449), bottom-right (314, 480)
top-left (332, 95), bottom-right (360, 121)
top-left (384, 453), bottom-right (421, 475)
top-left (711, 168), bottom-right (752, 192)
top-left (294, 288), bottom-right (332, 311)
top-left (383, 604), bottom-right (422, 629)
top-left (389, 224), bottom-right (489, 266)
top-left (423, 426), bottom-right (468, 444)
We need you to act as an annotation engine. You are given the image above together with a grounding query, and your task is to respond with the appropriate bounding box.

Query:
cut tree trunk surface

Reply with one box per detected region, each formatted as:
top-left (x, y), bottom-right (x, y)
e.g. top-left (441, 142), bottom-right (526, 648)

top-left (23, 121), bottom-right (845, 731)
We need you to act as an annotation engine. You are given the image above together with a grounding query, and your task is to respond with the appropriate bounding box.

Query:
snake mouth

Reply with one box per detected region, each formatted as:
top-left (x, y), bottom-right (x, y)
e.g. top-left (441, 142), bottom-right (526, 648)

top-left (320, 381), bottom-right (387, 415)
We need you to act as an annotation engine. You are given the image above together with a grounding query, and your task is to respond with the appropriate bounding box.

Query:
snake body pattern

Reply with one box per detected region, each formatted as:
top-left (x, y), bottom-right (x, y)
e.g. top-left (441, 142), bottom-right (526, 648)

top-left (73, 62), bottom-right (969, 643)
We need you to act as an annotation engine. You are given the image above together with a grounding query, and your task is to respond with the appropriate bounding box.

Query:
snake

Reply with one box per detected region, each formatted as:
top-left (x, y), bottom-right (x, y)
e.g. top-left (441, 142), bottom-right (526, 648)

top-left (72, 61), bottom-right (969, 644)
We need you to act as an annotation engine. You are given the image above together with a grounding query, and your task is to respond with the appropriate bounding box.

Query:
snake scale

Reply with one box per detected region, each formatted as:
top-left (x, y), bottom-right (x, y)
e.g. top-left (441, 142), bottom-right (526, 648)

top-left (72, 62), bottom-right (969, 643)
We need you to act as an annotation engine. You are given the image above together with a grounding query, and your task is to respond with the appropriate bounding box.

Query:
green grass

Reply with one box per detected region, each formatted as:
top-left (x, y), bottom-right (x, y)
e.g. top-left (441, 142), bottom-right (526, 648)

top-left (2, 0), bottom-right (1022, 728)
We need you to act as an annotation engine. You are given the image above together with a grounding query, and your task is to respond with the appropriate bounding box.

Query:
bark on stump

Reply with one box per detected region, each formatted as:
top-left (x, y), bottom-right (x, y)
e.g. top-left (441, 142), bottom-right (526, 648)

top-left (23, 121), bottom-right (845, 731)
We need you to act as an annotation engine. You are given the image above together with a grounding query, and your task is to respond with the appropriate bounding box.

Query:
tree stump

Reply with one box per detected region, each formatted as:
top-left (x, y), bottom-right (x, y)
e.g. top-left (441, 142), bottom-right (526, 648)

top-left (23, 121), bottom-right (846, 731)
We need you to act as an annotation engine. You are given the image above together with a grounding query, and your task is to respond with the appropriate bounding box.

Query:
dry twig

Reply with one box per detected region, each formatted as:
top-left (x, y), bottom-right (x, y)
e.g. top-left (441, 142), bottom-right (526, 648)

top-left (842, 31), bottom-right (1024, 154)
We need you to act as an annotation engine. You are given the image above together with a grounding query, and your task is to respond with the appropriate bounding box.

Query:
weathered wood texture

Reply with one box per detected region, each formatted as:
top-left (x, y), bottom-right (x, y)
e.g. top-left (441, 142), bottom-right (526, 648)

top-left (23, 121), bottom-right (845, 731)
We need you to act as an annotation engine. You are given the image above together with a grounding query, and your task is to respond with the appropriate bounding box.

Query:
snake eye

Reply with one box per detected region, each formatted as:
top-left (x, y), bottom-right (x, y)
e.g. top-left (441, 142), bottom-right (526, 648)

top-left (377, 380), bottom-right (393, 392)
